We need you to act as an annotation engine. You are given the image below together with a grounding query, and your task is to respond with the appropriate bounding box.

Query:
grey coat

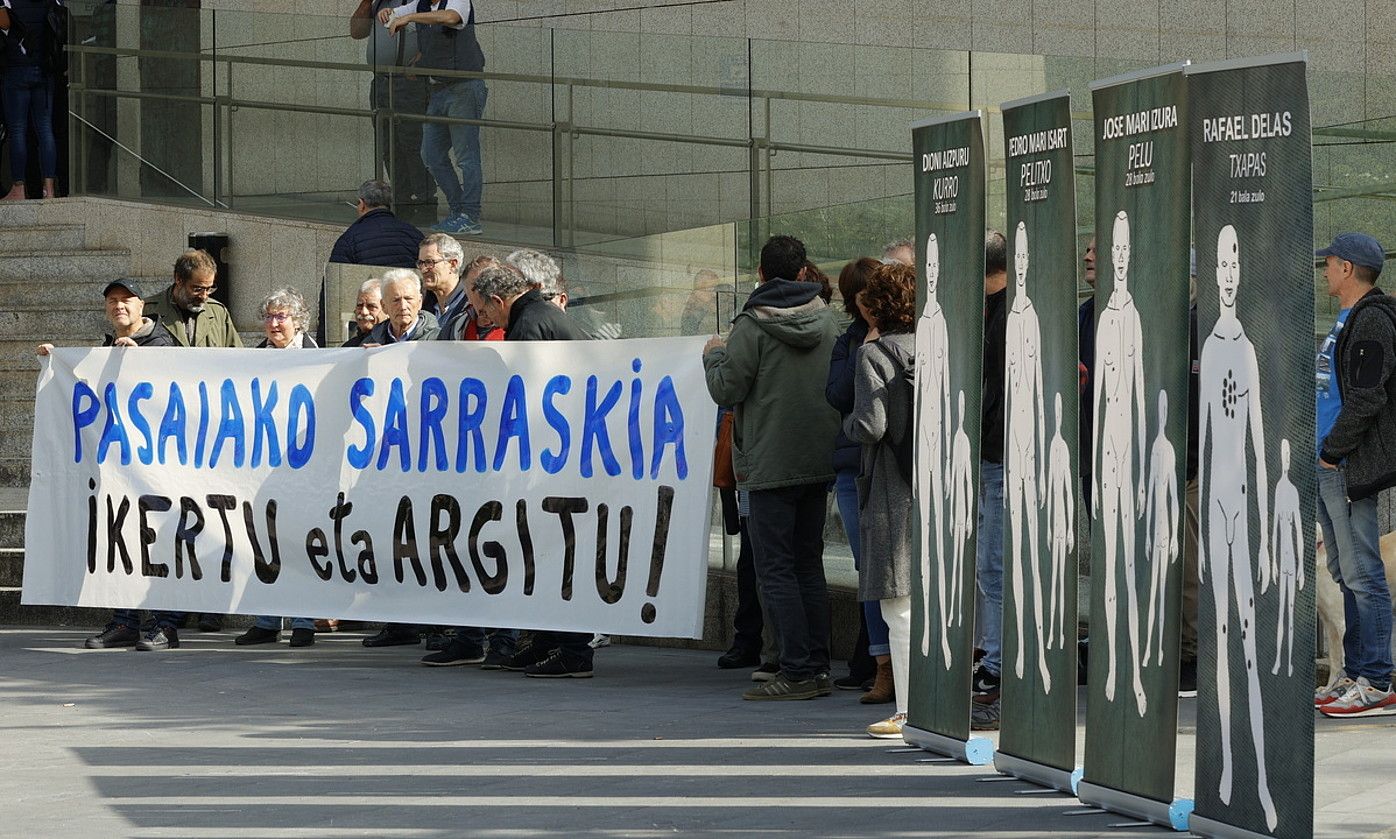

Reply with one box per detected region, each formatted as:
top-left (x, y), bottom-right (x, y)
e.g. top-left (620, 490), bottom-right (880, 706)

top-left (843, 331), bottom-right (915, 601)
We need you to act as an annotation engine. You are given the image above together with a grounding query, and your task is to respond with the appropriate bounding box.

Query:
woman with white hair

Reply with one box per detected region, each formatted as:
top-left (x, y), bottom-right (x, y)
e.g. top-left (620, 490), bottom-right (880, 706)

top-left (236, 288), bottom-right (319, 648)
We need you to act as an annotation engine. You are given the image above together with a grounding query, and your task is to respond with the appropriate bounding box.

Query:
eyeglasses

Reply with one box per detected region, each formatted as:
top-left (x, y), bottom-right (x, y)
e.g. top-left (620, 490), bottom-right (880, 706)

top-left (263, 313), bottom-right (291, 325)
top-left (415, 257), bottom-right (450, 269)
top-left (188, 284), bottom-right (217, 295)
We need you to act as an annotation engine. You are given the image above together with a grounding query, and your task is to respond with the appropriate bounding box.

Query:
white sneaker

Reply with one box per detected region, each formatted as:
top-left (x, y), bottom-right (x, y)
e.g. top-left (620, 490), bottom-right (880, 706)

top-left (588, 633), bottom-right (611, 649)
top-left (867, 712), bottom-right (907, 739)
top-left (1315, 676), bottom-right (1356, 707)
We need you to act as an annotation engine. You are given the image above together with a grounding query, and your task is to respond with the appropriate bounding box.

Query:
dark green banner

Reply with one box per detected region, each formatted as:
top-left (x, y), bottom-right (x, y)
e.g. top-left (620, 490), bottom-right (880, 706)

top-left (1081, 65), bottom-right (1191, 813)
top-left (996, 91), bottom-right (1080, 786)
top-left (905, 111), bottom-right (989, 761)
top-left (1187, 55), bottom-right (1315, 839)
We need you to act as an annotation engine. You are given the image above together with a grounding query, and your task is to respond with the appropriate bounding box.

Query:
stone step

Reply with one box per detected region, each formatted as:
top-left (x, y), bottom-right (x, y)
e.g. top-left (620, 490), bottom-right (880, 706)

top-left (0, 336), bottom-right (103, 373)
top-left (0, 510), bottom-right (24, 547)
top-left (0, 428), bottom-right (33, 458)
top-left (0, 548), bottom-right (21, 587)
top-left (0, 306), bottom-right (110, 338)
top-left (0, 587), bottom-right (106, 627)
top-left (0, 224), bottom-right (87, 253)
top-left (0, 250), bottom-right (131, 286)
top-left (0, 458), bottom-right (30, 487)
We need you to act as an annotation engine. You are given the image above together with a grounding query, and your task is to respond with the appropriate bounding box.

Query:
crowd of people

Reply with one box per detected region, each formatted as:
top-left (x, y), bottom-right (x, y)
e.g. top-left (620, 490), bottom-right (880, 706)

top-left (35, 180), bottom-right (1396, 731)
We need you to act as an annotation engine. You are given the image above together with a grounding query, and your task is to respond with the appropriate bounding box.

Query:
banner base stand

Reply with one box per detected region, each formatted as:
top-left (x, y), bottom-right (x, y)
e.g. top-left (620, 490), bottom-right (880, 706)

top-left (993, 751), bottom-right (1076, 794)
top-left (1187, 811), bottom-right (1281, 839)
top-left (1076, 781), bottom-right (1189, 832)
top-left (901, 725), bottom-right (995, 765)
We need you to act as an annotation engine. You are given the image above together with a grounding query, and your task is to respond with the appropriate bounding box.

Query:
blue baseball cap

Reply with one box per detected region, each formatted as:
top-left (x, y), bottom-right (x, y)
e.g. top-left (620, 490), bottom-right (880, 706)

top-left (1316, 233), bottom-right (1386, 272)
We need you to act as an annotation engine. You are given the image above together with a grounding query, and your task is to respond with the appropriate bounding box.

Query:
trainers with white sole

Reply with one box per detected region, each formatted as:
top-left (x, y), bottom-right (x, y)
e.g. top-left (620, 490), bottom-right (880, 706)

top-left (1319, 677), bottom-right (1396, 718)
top-left (1315, 676), bottom-right (1357, 707)
top-left (866, 712), bottom-right (906, 739)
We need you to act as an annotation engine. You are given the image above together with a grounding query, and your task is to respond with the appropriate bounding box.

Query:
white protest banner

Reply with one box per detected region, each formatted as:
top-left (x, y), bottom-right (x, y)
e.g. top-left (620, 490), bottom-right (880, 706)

top-left (23, 337), bottom-right (717, 638)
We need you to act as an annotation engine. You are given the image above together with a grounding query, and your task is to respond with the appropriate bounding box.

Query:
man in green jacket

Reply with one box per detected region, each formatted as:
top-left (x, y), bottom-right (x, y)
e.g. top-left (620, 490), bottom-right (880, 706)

top-left (142, 249), bottom-right (244, 348)
top-left (703, 235), bottom-right (841, 701)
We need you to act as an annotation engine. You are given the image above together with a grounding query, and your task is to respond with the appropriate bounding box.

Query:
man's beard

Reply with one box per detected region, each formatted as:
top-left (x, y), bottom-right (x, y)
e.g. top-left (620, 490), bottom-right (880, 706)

top-left (175, 292), bottom-right (205, 313)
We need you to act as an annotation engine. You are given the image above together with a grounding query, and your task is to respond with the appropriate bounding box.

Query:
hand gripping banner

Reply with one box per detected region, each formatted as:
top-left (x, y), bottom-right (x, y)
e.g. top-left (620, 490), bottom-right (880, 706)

top-left (1079, 63), bottom-right (1193, 828)
top-left (23, 338), bottom-right (718, 639)
top-left (1187, 53), bottom-right (1316, 839)
top-left (903, 110), bottom-right (993, 765)
top-left (995, 90), bottom-right (1081, 793)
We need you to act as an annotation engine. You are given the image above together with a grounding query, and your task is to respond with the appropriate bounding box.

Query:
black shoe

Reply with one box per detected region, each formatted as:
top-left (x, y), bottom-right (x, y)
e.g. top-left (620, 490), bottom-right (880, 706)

top-left (424, 628), bottom-right (456, 652)
top-left (85, 624), bottom-right (139, 649)
top-left (971, 697), bottom-right (1001, 730)
top-left (524, 652), bottom-right (594, 678)
top-left (834, 673), bottom-right (871, 691)
top-left (743, 673), bottom-right (820, 701)
top-left (362, 627), bottom-right (421, 648)
top-left (815, 673), bottom-right (832, 697)
top-left (480, 649), bottom-right (511, 670)
top-left (197, 614), bottom-right (224, 632)
top-left (1178, 658), bottom-right (1198, 698)
top-left (289, 628), bottom-right (316, 648)
top-left (717, 646), bottom-right (761, 669)
top-left (972, 664), bottom-right (1001, 701)
top-left (421, 638), bottom-right (486, 667)
top-left (135, 626), bottom-right (180, 651)
top-left (501, 645), bottom-right (553, 672)
top-left (750, 661), bottom-right (780, 682)
top-left (235, 626), bottom-right (280, 646)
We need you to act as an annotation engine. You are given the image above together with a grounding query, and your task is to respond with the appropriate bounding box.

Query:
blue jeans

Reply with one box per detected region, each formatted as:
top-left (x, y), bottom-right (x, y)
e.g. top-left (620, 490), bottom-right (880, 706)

top-left (255, 616), bottom-right (316, 631)
top-left (834, 470), bottom-right (891, 657)
top-left (976, 460), bottom-right (1005, 677)
top-left (1316, 466), bottom-right (1393, 685)
top-left (458, 626), bottom-right (518, 656)
top-left (421, 79), bottom-right (487, 218)
top-left (2, 65), bottom-right (57, 181)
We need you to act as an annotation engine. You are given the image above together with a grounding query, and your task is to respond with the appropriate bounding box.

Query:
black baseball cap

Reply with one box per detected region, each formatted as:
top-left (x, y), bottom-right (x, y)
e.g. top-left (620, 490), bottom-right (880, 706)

top-left (102, 278), bottom-right (144, 299)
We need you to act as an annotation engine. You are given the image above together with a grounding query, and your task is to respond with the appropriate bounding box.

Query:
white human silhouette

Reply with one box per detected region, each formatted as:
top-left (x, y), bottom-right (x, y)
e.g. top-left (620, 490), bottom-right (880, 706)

top-left (1004, 221), bottom-right (1050, 691)
top-left (1198, 223), bottom-right (1276, 831)
top-left (1270, 439), bottom-right (1305, 678)
top-left (1143, 389), bottom-right (1179, 668)
top-left (915, 233), bottom-right (953, 666)
top-left (1045, 392), bottom-right (1074, 652)
top-left (945, 389), bottom-right (975, 668)
top-left (1092, 210), bottom-right (1148, 716)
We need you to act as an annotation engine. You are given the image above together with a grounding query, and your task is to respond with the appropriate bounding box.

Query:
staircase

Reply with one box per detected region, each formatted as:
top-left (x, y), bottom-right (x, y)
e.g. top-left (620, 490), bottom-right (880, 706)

top-left (0, 213), bottom-right (133, 625)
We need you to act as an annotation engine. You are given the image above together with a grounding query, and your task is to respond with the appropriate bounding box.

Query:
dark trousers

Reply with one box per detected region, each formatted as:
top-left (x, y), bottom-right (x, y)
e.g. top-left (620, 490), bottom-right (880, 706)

top-left (747, 482), bottom-right (831, 681)
top-left (111, 609), bottom-right (185, 630)
top-left (731, 518), bottom-right (764, 653)
top-left (532, 630), bottom-right (594, 665)
top-left (370, 74), bottom-right (432, 204)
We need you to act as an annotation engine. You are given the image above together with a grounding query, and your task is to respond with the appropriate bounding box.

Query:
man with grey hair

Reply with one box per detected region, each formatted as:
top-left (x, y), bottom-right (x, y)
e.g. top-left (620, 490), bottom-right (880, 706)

top-left (882, 238), bottom-right (914, 267)
top-left (329, 179), bottom-right (425, 269)
top-left (343, 277), bottom-right (387, 347)
top-left (506, 248), bottom-right (566, 309)
top-left (361, 268), bottom-right (440, 344)
top-left (416, 232), bottom-right (471, 336)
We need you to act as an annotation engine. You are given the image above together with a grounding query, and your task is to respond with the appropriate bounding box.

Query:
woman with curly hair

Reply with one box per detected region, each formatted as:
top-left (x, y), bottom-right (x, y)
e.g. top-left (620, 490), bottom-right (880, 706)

top-left (844, 262), bottom-right (918, 738)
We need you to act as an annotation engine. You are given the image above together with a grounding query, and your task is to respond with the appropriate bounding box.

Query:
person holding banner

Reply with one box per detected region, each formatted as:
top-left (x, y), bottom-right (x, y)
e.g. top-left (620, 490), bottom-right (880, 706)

top-left (236, 288), bottom-right (322, 648)
top-left (845, 262), bottom-right (918, 737)
top-left (37, 278), bottom-right (183, 651)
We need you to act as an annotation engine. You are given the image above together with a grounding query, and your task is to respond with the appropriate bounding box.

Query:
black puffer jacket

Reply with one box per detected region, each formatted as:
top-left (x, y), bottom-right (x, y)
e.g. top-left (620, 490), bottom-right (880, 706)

top-left (825, 317), bottom-right (868, 474)
top-left (1321, 287), bottom-right (1396, 501)
top-left (328, 208), bottom-right (424, 268)
top-left (102, 316), bottom-right (176, 347)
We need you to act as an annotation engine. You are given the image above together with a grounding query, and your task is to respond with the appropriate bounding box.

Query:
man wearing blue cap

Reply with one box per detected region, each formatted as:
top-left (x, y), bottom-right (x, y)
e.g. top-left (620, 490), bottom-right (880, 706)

top-left (1312, 232), bottom-right (1396, 718)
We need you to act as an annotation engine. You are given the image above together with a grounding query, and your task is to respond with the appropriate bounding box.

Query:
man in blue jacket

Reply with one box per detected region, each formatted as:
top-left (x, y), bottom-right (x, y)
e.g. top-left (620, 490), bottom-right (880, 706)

top-left (329, 179), bottom-right (425, 268)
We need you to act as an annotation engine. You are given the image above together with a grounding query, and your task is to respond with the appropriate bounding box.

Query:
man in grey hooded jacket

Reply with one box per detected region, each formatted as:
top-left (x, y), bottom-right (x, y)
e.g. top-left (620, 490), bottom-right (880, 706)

top-left (703, 235), bottom-right (841, 701)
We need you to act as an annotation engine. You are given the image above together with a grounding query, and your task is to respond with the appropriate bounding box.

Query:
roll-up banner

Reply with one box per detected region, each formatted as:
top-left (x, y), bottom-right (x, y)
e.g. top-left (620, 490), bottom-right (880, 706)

top-left (905, 110), bottom-right (993, 765)
top-left (1186, 53), bottom-right (1316, 839)
top-left (995, 90), bottom-right (1081, 793)
top-left (1079, 63), bottom-right (1193, 829)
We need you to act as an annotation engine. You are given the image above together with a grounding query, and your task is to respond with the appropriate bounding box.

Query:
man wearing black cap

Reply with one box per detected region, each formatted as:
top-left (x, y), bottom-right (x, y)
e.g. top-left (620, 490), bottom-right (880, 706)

top-left (1312, 233), bottom-right (1396, 718)
top-left (37, 279), bottom-right (185, 651)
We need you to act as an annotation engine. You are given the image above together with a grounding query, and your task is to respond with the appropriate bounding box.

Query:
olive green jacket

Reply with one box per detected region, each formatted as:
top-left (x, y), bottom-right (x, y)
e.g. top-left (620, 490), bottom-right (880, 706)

top-left (142, 284), bottom-right (243, 348)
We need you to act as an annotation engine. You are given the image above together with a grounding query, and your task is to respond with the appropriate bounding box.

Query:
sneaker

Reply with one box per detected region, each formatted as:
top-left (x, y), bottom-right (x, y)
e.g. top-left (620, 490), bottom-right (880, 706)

top-left (85, 624), bottom-right (139, 649)
top-left (1319, 677), bottom-right (1396, 718)
top-left (524, 652), bottom-right (594, 678)
top-left (718, 646), bottom-right (761, 670)
top-left (834, 672), bottom-right (872, 691)
top-left (866, 712), bottom-right (907, 739)
top-left (751, 661), bottom-right (779, 682)
top-left (743, 673), bottom-right (821, 701)
top-left (1315, 676), bottom-right (1357, 707)
top-left (815, 673), bottom-right (833, 697)
top-left (971, 698), bottom-right (1001, 730)
top-left (289, 628), bottom-right (316, 648)
top-left (362, 627), bottom-right (421, 648)
top-left (589, 633), bottom-right (612, 649)
top-left (424, 631), bottom-right (452, 652)
top-left (197, 614), bottom-right (224, 632)
top-left (235, 625), bottom-right (280, 646)
top-left (431, 213), bottom-right (484, 235)
top-left (421, 638), bottom-right (486, 667)
top-left (135, 626), bottom-right (180, 651)
top-left (1178, 658), bottom-right (1198, 698)
top-left (456, 214), bottom-right (484, 235)
top-left (972, 664), bottom-right (1001, 702)
top-left (480, 649), bottom-right (511, 670)
top-left (501, 644), bottom-right (553, 672)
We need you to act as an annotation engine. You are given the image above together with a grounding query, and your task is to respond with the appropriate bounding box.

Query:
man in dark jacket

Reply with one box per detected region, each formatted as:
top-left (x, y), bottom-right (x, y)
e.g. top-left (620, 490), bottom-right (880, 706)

top-left (38, 279), bottom-right (185, 652)
top-left (703, 235), bottom-right (842, 701)
top-left (329, 180), bottom-right (425, 268)
top-left (361, 268), bottom-right (441, 344)
top-left (1314, 233), bottom-right (1396, 717)
top-left (466, 264), bottom-right (596, 677)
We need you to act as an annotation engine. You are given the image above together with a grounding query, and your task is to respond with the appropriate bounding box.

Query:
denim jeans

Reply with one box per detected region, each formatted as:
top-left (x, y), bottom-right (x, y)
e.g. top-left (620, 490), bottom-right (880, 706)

top-left (421, 78), bottom-right (487, 218)
top-left (747, 482), bottom-right (832, 681)
top-left (111, 609), bottom-right (185, 630)
top-left (834, 470), bottom-right (891, 657)
top-left (1316, 466), bottom-right (1393, 684)
top-left (2, 65), bottom-right (57, 181)
top-left (976, 460), bottom-right (1005, 677)
top-left (458, 626), bottom-right (518, 656)
top-left (255, 616), bottom-right (316, 631)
